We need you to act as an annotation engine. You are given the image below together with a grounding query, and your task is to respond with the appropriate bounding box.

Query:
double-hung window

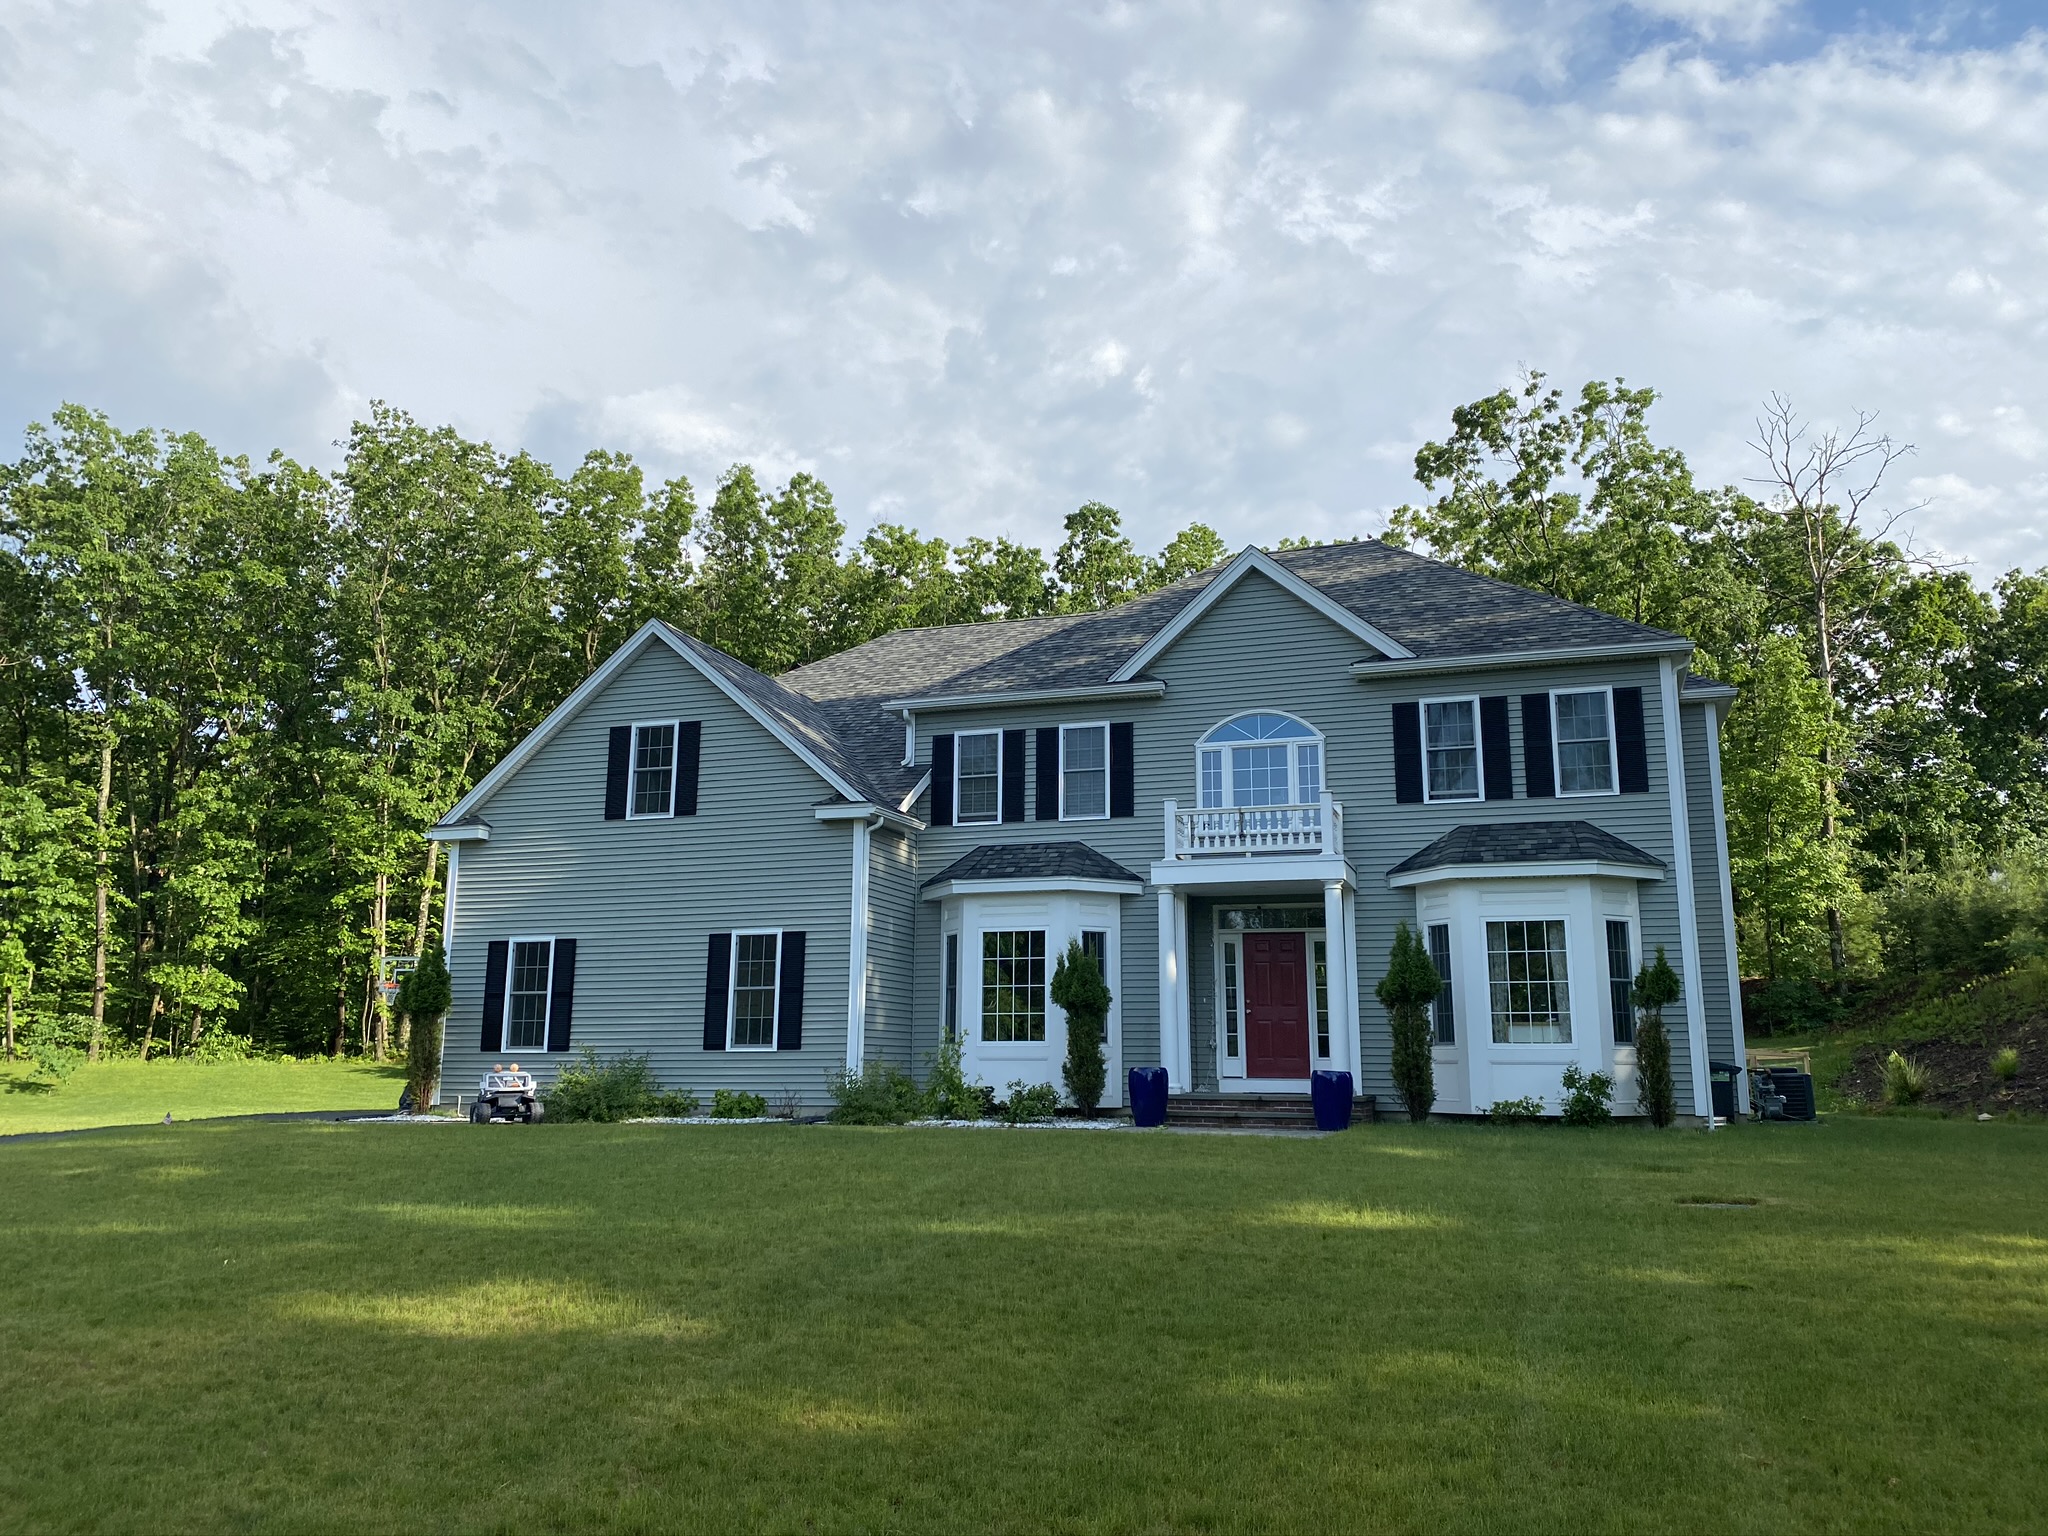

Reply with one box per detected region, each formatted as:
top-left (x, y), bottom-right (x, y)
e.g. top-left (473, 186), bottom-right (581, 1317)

top-left (1422, 698), bottom-right (1481, 802)
top-left (1606, 920), bottom-right (1635, 1044)
top-left (943, 932), bottom-right (960, 1042)
top-left (1486, 920), bottom-right (1572, 1044)
top-left (1554, 690), bottom-right (1617, 795)
top-left (504, 938), bottom-right (554, 1051)
top-left (955, 731), bottom-right (1001, 824)
top-left (630, 722), bottom-right (678, 817)
top-left (729, 931), bottom-right (780, 1050)
top-left (1427, 923), bottom-right (1455, 1045)
top-left (1061, 724), bottom-right (1109, 820)
top-left (981, 930), bottom-right (1046, 1042)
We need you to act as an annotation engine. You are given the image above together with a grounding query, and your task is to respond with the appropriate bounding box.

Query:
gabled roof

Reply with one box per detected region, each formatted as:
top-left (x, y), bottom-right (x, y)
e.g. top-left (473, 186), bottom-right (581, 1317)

top-left (1386, 820), bottom-right (1665, 883)
top-left (921, 841), bottom-right (1145, 889)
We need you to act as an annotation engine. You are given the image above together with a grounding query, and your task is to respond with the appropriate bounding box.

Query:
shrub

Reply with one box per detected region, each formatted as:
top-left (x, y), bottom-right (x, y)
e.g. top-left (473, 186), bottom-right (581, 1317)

top-left (1882, 1050), bottom-right (1930, 1106)
top-left (646, 1089), bottom-right (701, 1117)
top-left (712, 1088), bottom-right (770, 1119)
top-left (1992, 1046), bottom-right (2021, 1082)
top-left (1052, 940), bottom-right (1110, 1116)
top-left (397, 944), bottom-right (451, 1112)
top-left (1488, 1095), bottom-right (1545, 1124)
top-left (1376, 922), bottom-right (1440, 1123)
top-left (1746, 976), bottom-right (1840, 1036)
top-left (1559, 1063), bottom-right (1614, 1126)
top-left (923, 1035), bottom-right (984, 1121)
top-left (29, 1040), bottom-right (82, 1086)
top-left (1633, 947), bottom-right (1681, 1128)
top-left (998, 1080), bottom-right (1060, 1123)
top-left (542, 1047), bottom-right (663, 1122)
top-left (824, 1064), bottom-right (921, 1124)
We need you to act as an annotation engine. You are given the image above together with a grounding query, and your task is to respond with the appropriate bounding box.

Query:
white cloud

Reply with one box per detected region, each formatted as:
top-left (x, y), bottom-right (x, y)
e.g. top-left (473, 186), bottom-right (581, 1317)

top-left (0, 0), bottom-right (2045, 577)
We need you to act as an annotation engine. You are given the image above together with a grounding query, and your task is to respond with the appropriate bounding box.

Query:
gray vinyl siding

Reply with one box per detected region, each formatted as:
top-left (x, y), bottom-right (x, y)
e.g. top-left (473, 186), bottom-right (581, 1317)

top-left (865, 825), bottom-right (919, 1069)
top-left (1684, 702), bottom-right (1739, 1069)
top-left (911, 568), bottom-right (1712, 1108)
top-left (443, 639), bottom-right (855, 1110)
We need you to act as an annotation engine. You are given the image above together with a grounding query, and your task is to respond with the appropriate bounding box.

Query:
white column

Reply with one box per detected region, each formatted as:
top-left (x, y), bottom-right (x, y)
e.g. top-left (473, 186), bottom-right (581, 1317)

top-left (1340, 884), bottom-right (1362, 1086)
top-left (845, 817), bottom-right (872, 1073)
top-left (1660, 657), bottom-right (1713, 1120)
top-left (1172, 891), bottom-right (1192, 1091)
top-left (436, 841), bottom-right (461, 1106)
top-left (1705, 701), bottom-right (1751, 1113)
top-left (1322, 879), bottom-right (1348, 1080)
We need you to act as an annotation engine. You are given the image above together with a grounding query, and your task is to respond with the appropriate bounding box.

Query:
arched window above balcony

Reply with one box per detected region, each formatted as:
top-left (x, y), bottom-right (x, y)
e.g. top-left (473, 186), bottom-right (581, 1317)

top-left (1197, 713), bottom-right (1324, 809)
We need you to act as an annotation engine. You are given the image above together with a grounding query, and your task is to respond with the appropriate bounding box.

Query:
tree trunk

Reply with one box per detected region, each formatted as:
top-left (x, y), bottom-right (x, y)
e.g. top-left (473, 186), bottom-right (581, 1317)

top-left (3, 984), bottom-right (14, 1059)
top-left (139, 991), bottom-right (162, 1063)
top-left (328, 907), bottom-right (348, 1059)
top-left (397, 844), bottom-right (441, 1055)
top-left (90, 735), bottom-right (113, 1060)
top-left (370, 873), bottom-right (388, 1062)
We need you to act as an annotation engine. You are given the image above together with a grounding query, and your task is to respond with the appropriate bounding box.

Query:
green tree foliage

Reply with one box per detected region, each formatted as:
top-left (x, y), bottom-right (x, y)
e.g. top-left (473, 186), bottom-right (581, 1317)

top-left (1632, 948), bottom-right (1681, 1127)
top-left (398, 944), bottom-right (451, 1111)
top-left (1051, 940), bottom-right (1110, 1116)
top-left (1376, 922), bottom-right (1439, 1122)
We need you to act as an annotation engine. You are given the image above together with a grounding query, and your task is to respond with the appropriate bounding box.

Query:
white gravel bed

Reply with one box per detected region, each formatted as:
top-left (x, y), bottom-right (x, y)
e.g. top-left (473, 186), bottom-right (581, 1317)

top-left (357, 1113), bottom-right (468, 1124)
top-left (902, 1117), bottom-right (1146, 1131)
top-left (621, 1115), bottom-right (789, 1125)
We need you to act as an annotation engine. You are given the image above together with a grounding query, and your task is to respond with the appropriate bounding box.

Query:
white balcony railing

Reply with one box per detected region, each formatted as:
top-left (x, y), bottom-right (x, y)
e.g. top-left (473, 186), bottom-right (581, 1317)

top-left (1163, 796), bottom-right (1343, 859)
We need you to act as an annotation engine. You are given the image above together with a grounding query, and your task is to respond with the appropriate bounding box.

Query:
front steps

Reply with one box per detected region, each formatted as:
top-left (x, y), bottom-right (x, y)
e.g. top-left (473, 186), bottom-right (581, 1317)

top-left (1164, 1092), bottom-right (1377, 1131)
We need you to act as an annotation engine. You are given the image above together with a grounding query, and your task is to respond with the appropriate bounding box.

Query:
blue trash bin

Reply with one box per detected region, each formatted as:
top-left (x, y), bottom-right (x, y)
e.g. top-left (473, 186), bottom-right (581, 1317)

top-left (1129, 1066), bottom-right (1168, 1127)
top-left (1311, 1069), bottom-right (1354, 1131)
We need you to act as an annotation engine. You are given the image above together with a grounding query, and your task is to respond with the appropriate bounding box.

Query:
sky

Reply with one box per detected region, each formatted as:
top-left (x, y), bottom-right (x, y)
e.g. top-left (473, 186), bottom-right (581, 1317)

top-left (2, 0), bottom-right (2045, 574)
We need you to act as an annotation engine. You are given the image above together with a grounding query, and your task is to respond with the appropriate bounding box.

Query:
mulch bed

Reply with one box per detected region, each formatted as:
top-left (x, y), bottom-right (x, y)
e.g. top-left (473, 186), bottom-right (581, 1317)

top-left (1837, 1016), bottom-right (2048, 1114)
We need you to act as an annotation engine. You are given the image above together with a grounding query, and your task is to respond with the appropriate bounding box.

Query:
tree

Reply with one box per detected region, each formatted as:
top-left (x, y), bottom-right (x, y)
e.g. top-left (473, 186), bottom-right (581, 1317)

top-left (1051, 940), bottom-right (1109, 1116)
top-left (1055, 502), bottom-right (1145, 612)
top-left (1632, 948), bottom-right (1681, 1127)
top-left (398, 943), bottom-right (451, 1112)
top-left (1376, 923), bottom-right (1439, 1122)
top-left (1148, 523), bottom-right (1228, 587)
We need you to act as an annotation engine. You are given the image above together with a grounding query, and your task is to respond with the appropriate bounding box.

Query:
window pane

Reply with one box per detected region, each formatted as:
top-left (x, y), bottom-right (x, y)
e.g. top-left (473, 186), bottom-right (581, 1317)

top-left (1232, 744), bottom-right (1291, 806)
top-left (981, 930), bottom-right (1046, 1042)
top-left (1486, 920), bottom-right (1571, 1044)
top-left (1062, 725), bottom-right (1108, 818)
top-left (507, 940), bottom-right (552, 1050)
top-left (1606, 920), bottom-right (1635, 1045)
top-left (1313, 939), bottom-right (1331, 1059)
top-left (1555, 692), bottom-right (1614, 794)
top-left (732, 932), bottom-right (779, 1048)
top-left (957, 732), bottom-right (1000, 823)
top-left (1205, 713), bottom-right (1313, 743)
top-left (1296, 743), bottom-right (1322, 805)
top-left (1199, 749), bottom-right (1224, 809)
top-left (1080, 930), bottom-right (1109, 1041)
top-left (1427, 924), bottom-right (1455, 1045)
top-left (1221, 941), bottom-right (1240, 1058)
top-left (632, 723), bottom-right (676, 816)
top-left (944, 933), bottom-right (959, 1042)
top-left (1424, 700), bottom-right (1480, 800)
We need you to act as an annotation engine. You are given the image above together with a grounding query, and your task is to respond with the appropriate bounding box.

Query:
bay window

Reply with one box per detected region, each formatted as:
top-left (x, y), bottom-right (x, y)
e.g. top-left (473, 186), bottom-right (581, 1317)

top-left (1486, 919), bottom-right (1572, 1044)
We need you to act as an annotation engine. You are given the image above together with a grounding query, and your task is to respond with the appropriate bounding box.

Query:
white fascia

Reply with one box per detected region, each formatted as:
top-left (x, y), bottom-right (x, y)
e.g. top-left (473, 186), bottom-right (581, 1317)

top-left (920, 876), bottom-right (1143, 901)
top-left (425, 820), bottom-right (491, 843)
top-left (1148, 855), bottom-right (1358, 891)
top-left (1112, 547), bottom-right (1413, 682)
top-left (1387, 860), bottom-right (1665, 890)
top-left (814, 802), bottom-right (922, 833)
top-left (1352, 639), bottom-right (1694, 679)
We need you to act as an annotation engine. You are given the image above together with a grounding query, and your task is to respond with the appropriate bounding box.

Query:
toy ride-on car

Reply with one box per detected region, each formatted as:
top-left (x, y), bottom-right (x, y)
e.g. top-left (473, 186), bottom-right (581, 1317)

top-left (471, 1064), bottom-right (543, 1123)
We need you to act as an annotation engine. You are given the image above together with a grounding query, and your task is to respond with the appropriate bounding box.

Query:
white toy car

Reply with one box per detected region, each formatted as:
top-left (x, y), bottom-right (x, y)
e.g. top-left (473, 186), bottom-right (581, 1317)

top-left (471, 1064), bottom-right (543, 1123)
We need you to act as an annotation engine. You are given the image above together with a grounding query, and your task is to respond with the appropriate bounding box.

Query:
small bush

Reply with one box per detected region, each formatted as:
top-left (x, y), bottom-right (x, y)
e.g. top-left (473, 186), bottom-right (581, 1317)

top-left (712, 1088), bottom-right (770, 1119)
top-left (923, 1035), bottom-right (984, 1121)
top-left (825, 1064), bottom-right (921, 1124)
top-left (1747, 976), bottom-right (1840, 1036)
top-left (998, 1081), bottom-right (1060, 1123)
top-left (542, 1047), bottom-right (663, 1122)
top-left (646, 1089), bottom-right (701, 1117)
top-left (397, 944), bottom-right (451, 1110)
top-left (1559, 1063), bottom-right (1614, 1127)
top-left (1377, 922), bottom-right (1440, 1124)
top-left (1992, 1046), bottom-right (2021, 1082)
top-left (1633, 948), bottom-right (1681, 1128)
top-left (1488, 1096), bottom-right (1545, 1124)
top-left (1882, 1050), bottom-right (1930, 1106)
top-left (29, 1040), bottom-right (83, 1085)
top-left (1052, 941), bottom-right (1110, 1116)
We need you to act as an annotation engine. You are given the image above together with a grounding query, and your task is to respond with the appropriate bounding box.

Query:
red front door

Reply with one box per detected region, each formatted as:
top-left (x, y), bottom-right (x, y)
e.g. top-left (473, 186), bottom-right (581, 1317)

top-left (1244, 932), bottom-right (1311, 1079)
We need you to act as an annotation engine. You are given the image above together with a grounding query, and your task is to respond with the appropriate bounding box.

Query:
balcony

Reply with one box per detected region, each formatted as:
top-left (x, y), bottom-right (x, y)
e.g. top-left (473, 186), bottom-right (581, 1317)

top-left (1163, 796), bottom-right (1344, 859)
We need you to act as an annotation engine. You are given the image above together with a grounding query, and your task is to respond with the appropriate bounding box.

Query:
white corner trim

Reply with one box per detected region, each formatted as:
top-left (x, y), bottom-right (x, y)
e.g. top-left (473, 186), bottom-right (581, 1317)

top-left (1110, 547), bottom-right (1414, 683)
top-left (439, 620), bottom-right (871, 827)
top-left (879, 680), bottom-right (1166, 713)
top-left (1386, 860), bottom-right (1665, 889)
top-left (425, 821), bottom-right (491, 843)
top-left (920, 875), bottom-right (1143, 901)
top-left (1704, 701), bottom-right (1750, 1113)
top-left (846, 817), bottom-right (872, 1072)
top-left (1661, 655), bottom-right (1713, 1119)
top-left (1351, 639), bottom-right (1694, 679)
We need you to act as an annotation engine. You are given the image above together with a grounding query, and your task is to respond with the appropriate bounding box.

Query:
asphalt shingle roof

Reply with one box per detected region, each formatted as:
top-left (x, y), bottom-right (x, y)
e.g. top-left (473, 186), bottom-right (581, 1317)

top-left (922, 841), bottom-right (1146, 889)
top-left (1386, 820), bottom-right (1666, 878)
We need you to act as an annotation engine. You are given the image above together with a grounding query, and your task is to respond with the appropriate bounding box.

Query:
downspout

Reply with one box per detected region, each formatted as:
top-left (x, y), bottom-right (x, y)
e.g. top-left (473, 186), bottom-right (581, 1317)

top-left (845, 815), bottom-right (875, 1074)
top-left (1704, 701), bottom-right (1750, 1113)
top-left (1659, 658), bottom-right (1714, 1123)
top-left (438, 842), bottom-right (461, 1107)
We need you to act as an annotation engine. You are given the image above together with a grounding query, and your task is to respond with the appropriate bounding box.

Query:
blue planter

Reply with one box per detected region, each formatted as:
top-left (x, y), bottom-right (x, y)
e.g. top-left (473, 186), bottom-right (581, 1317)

top-left (1311, 1070), bottom-right (1355, 1132)
top-left (1129, 1066), bottom-right (1169, 1127)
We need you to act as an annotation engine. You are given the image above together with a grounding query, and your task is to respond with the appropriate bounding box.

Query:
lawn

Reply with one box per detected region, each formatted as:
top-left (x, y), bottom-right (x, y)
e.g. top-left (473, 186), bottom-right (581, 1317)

top-left (3, 1117), bottom-right (2045, 1532)
top-left (0, 1056), bottom-right (408, 1134)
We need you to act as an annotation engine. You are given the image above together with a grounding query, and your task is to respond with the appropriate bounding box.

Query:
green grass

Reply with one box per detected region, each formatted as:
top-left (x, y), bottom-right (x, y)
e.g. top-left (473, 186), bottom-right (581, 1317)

top-left (4, 1118), bottom-right (2046, 1531)
top-left (0, 1056), bottom-right (407, 1134)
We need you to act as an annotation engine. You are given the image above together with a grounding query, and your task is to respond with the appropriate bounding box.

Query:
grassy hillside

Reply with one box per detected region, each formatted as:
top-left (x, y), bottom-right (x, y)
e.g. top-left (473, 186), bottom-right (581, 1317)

top-left (0, 1057), bottom-right (408, 1135)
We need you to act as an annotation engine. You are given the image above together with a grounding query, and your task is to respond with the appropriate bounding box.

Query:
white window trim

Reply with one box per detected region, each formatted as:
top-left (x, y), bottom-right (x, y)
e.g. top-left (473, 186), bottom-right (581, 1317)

top-left (1192, 712), bottom-right (1326, 809)
top-left (625, 718), bottom-right (682, 820)
top-left (1419, 694), bottom-right (1484, 805)
top-left (726, 928), bottom-right (783, 1052)
top-left (501, 934), bottom-right (556, 1054)
top-left (954, 729), bottom-right (1003, 826)
top-left (1551, 687), bottom-right (1621, 798)
top-left (1484, 914), bottom-right (1575, 1047)
top-left (1059, 720), bottom-right (1112, 822)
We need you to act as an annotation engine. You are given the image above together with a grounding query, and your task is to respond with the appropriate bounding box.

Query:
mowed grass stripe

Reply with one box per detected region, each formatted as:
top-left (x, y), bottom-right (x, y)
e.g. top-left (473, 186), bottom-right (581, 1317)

top-left (1, 1117), bottom-right (2043, 1532)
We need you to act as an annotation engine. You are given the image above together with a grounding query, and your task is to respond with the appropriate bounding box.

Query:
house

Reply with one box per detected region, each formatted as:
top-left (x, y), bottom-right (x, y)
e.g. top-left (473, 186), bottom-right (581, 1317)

top-left (427, 541), bottom-right (1747, 1119)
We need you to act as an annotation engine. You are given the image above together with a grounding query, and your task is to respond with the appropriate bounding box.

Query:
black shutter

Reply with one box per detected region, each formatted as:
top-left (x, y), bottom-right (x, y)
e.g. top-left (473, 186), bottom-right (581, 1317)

top-left (480, 939), bottom-right (509, 1051)
top-left (546, 938), bottom-right (577, 1053)
top-left (1001, 729), bottom-right (1026, 823)
top-left (776, 931), bottom-right (806, 1050)
top-left (1109, 722), bottom-right (1136, 818)
top-left (930, 734), bottom-right (954, 826)
top-left (673, 720), bottom-right (701, 815)
top-left (1614, 687), bottom-right (1649, 793)
top-left (1391, 702), bottom-right (1422, 804)
top-left (703, 933), bottom-right (732, 1051)
top-left (1035, 728), bottom-right (1060, 820)
top-left (1480, 696), bottom-right (1514, 801)
top-left (604, 725), bottom-right (631, 820)
top-left (1522, 694), bottom-right (1556, 798)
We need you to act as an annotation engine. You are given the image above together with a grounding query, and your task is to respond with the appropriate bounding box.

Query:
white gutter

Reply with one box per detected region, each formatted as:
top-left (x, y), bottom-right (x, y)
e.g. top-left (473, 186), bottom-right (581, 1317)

top-left (844, 814), bottom-right (874, 1074)
top-left (813, 802), bottom-right (923, 833)
top-left (880, 680), bottom-right (1166, 713)
top-left (436, 841), bottom-right (461, 1107)
top-left (1352, 640), bottom-right (1693, 680)
top-left (1704, 701), bottom-right (1751, 1114)
top-left (1660, 655), bottom-right (1714, 1123)
top-left (1387, 860), bottom-right (1665, 889)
